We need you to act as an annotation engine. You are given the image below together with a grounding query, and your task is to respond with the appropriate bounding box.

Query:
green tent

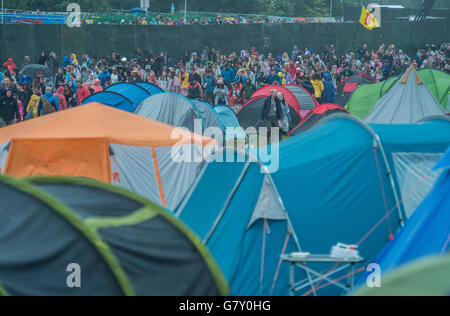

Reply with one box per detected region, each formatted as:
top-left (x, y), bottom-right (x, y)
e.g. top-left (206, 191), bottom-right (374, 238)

top-left (353, 256), bottom-right (450, 296)
top-left (347, 69), bottom-right (450, 118)
top-left (0, 176), bottom-right (229, 296)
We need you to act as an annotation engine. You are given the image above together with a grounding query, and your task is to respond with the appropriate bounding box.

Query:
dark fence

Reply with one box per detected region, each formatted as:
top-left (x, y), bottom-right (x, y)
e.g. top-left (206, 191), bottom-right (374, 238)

top-left (1, 21), bottom-right (449, 68)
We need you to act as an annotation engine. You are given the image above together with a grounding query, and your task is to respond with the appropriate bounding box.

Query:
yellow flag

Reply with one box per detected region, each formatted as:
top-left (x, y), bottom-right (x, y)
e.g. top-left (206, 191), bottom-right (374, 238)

top-left (360, 6), bottom-right (380, 30)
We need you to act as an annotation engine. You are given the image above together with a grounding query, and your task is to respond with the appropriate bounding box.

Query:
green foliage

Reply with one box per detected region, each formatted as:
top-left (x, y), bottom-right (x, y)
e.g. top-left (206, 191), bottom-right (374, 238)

top-left (6, 0), bottom-right (333, 16)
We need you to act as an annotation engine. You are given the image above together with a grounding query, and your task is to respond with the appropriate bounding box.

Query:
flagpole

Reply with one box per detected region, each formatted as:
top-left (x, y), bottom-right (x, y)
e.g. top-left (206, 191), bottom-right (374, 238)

top-left (330, 0), bottom-right (333, 17)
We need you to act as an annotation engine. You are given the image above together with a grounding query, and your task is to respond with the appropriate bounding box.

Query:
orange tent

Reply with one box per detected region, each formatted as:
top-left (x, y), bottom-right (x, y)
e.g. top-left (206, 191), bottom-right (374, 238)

top-left (0, 103), bottom-right (214, 208)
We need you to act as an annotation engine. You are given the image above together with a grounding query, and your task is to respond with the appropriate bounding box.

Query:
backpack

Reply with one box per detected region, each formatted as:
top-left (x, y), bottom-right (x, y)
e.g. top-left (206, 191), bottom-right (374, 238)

top-left (38, 97), bottom-right (55, 117)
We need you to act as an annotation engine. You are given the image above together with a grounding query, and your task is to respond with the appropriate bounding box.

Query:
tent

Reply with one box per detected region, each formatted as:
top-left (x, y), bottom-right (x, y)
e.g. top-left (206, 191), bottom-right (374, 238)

top-left (0, 176), bottom-right (228, 296)
top-left (289, 103), bottom-right (349, 136)
top-left (213, 105), bottom-right (247, 139)
top-left (136, 93), bottom-right (204, 133)
top-left (105, 83), bottom-right (152, 106)
top-left (82, 91), bottom-right (136, 113)
top-left (249, 84), bottom-right (317, 117)
top-left (283, 85), bottom-right (318, 116)
top-left (348, 69), bottom-right (450, 118)
top-left (416, 69), bottom-right (450, 109)
top-left (363, 147), bottom-right (450, 278)
top-left (371, 117), bottom-right (450, 219)
top-left (135, 82), bottom-right (164, 95)
top-left (270, 115), bottom-right (404, 295)
top-left (176, 151), bottom-right (301, 296)
top-left (335, 74), bottom-right (375, 107)
top-left (83, 83), bottom-right (162, 113)
top-left (237, 96), bottom-right (302, 131)
top-left (191, 100), bottom-right (226, 133)
top-left (364, 66), bottom-right (445, 124)
top-left (0, 103), bottom-right (214, 210)
top-left (353, 256), bottom-right (450, 296)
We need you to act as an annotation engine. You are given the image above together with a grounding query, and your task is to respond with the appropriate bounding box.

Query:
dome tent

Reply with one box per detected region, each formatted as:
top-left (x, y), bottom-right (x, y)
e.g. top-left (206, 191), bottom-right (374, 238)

top-left (289, 103), bottom-right (349, 136)
top-left (135, 82), bottom-right (164, 95)
top-left (0, 103), bottom-right (214, 210)
top-left (353, 256), bottom-right (450, 296)
top-left (249, 85), bottom-right (302, 114)
top-left (335, 74), bottom-right (375, 107)
top-left (0, 176), bottom-right (228, 296)
top-left (191, 100), bottom-right (226, 132)
top-left (213, 105), bottom-right (247, 139)
top-left (237, 96), bottom-right (302, 131)
top-left (105, 83), bottom-right (151, 106)
top-left (82, 91), bottom-right (136, 112)
top-left (283, 85), bottom-right (318, 116)
top-left (364, 66), bottom-right (445, 124)
top-left (136, 93), bottom-right (204, 132)
top-left (83, 83), bottom-right (162, 113)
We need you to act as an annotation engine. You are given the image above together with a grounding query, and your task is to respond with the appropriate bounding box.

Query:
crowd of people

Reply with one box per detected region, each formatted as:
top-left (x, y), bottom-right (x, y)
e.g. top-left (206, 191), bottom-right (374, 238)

top-left (0, 41), bottom-right (449, 128)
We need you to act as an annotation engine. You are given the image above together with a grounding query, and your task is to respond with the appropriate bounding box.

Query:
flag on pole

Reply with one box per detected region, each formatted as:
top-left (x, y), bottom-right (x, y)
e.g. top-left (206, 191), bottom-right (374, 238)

top-left (359, 6), bottom-right (380, 30)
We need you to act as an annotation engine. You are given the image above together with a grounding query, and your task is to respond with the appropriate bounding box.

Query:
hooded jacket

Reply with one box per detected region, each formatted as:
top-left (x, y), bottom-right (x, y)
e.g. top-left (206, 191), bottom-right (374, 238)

top-left (311, 79), bottom-right (325, 98)
top-left (0, 94), bottom-right (20, 122)
top-left (62, 56), bottom-right (71, 69)
top-left (76, 85), bottom-right (91, 105)
top-left (3, 58), bottom-right (17, 76)
top-left (321, 75), bottom-right (336, 104)
top-left (93, 79), bottom-right (103, 93)
top-left (43, 92), bottom-right (60, 112)
top-left (26, 94), bottom-right (41, 118)
top-left (56, 86), bottom-right (68, 110)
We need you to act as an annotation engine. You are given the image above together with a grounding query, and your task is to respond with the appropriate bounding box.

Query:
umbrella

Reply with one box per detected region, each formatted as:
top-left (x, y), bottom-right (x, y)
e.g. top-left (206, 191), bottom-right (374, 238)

top-left (111, 64), bottom-right (127, 71)
top-left (20, 64), bottom-right (53, 78)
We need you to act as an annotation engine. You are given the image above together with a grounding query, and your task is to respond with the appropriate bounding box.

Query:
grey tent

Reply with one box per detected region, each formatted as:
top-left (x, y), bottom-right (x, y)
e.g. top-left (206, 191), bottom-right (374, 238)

top-left (364, 66), bottom-right (445, 124)
top-left (214, 105), bottom-right (247, 139)
top-left (0, 176), bottom-right (229, 296)
top-left (191, 100), bottom-right (225, 132)
top-left (135, 93), bottom-right (204, 132)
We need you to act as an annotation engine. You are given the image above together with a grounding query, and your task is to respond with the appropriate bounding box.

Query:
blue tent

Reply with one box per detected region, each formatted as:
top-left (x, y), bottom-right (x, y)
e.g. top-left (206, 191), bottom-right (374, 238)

top-left (106, 83), bottom-right (151, 106)
top-left (355, 147), bottom-right (450, 290)
top-left (214, 105), bottom-right (247, 139)
top-left (268, 115), bottom-right (403, 295)
top-left (82, 91), bottom-right (136, 113)
top-left (371, 116), bottom-right (450, 219)
top-left (176, 151), bottom-right (301, 296)
top-left (135, 82), bottom-right (164, 96)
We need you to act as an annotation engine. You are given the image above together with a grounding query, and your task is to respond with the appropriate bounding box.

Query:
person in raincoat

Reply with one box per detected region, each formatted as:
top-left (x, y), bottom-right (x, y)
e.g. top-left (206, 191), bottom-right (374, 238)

top-left (76, 80), bottom-right (91, 105)
top-left (311, 72), bottom-right (324, 104)
top-left (278, 93), bottom-right (291, 136)
top-left (70, 53), bottom-right (79, 66)
top-left (3, 58), bottom-right (17, 76)
top-left (62, 56), bottom-right (71, 69)
top-left (321, 73), bottom-right (336, 104)
top-left (43, 86), bottom-right (59, 112)
top-left (55, 86), bottom-right (67, 111)
top-left (93, 79), bottom-right (103, 93)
